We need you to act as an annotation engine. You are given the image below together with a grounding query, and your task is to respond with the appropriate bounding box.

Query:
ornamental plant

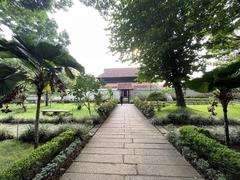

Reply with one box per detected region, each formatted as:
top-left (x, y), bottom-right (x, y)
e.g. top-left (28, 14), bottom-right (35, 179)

top-left (0, 36), bottom-right (84, 148)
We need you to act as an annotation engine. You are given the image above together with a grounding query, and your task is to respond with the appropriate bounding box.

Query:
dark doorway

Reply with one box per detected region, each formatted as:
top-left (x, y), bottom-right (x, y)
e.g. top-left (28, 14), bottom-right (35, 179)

top-left (121, 90), bottom-right (130, 103)
top-left (123, 90), bottom-right (128, 97)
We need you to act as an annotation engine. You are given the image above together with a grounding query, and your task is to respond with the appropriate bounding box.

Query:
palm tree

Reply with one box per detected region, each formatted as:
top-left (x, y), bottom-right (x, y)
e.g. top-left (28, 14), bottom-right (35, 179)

top-left (0, 36), bottom-right (84, 148)
top-left (187, 59), bottom-right (240, 147)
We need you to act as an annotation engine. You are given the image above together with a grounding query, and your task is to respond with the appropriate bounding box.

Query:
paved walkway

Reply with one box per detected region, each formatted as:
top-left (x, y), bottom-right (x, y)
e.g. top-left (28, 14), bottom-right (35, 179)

top-left (61, 104), bottom-right (203, 180)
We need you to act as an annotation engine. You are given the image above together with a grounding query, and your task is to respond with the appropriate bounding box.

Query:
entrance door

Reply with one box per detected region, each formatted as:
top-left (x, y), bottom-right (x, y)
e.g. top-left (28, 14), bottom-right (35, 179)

top-left (123, 90), bottom-right (128, 98)
top-left (121, 90), bottom-right (130, 103)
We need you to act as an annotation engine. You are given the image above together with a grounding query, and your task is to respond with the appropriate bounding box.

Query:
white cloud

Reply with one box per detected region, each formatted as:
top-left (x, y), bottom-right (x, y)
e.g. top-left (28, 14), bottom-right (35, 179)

top-left (50, 0), bottom-right (137, 76)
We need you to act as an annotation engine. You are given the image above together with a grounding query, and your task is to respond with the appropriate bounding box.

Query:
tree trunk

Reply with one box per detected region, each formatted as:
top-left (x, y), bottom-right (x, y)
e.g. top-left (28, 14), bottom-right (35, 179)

top-left (87, 101), bottom-right (91, 115)
top-left (45, 92), bottom-right (49, 107)
top-left (223, 105), bottom-right (230, 147)
top-left (34, 93), bottom-right (41, 149)
top-left (173, 82), bottom-right (186, 107)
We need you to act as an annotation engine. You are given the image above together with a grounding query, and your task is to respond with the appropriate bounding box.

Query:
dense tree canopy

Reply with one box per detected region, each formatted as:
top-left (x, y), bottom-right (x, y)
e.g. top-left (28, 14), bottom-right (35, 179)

top-left (0, 0), bottom-right (72, 46)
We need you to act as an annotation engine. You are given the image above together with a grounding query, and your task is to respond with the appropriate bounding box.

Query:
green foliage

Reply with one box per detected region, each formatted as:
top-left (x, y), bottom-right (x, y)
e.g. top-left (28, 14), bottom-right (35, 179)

top-left (97, 99), bottom-right (118, 119)
top-left (19, 125), bottom-right (89, 143)
top-left (167, 131), bottom-right (226, 180)
top-left (0, 130), bottom-right (76, 180)
top-left (0, 64), bottom-right (27, 97)
top-left (147, 92), bottom-right (166, 101)
top-left (0, 36), bottom-right (84, 148)
top-left (187, 58), bottom-right (240, 146)
top-left (94, 92), bottom-right (104, 106)
top-left (133, 97), bottom-right (155, 118)
top-left (152, 113), bottom-right (240, 126)
top-left (73, 74), bottom-right (103, 115)
top-left (33, 139), bottom-right (81, 180)
top-left (187, 59), bottom-right (240, 93)
top-left (0, 127), bottom-right (14, 141)
top-left (179, 126), bottom-right (240, 179)
top-left (19, 126), bottom-right (57, 143)
top-left (0, 0), bottom-right (72, 46)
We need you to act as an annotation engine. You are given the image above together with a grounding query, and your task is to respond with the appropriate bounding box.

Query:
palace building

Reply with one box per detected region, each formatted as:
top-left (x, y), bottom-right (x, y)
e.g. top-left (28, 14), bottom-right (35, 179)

top-left (98, 68), bottom-right (162, 103)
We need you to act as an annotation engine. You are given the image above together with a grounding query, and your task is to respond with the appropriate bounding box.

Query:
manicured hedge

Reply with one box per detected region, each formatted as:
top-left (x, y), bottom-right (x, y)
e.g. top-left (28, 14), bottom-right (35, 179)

top-left (0, 130), bottom-right (76, 180)
top-left (33, 139), bottom-right (82, 180)
top-left (179, 126), bottom-right (240, 179)
top-left (97, 98), bottom-right (118, 119)
top-left (167, 131), bottom-right (226, 179)
top-left (133, 97), bottom-right (155, 118)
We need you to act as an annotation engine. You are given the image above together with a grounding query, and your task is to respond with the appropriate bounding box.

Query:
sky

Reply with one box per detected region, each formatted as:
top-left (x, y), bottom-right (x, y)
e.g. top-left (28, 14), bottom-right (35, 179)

top-left (51, 0), bottom-right (137, 76)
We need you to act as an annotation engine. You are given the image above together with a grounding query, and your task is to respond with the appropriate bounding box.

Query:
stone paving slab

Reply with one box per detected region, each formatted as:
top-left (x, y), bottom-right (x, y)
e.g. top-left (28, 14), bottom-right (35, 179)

top-left (60, 104), bottom-right (202, 180)
top-left (61, 173), bottom-right (124, 180)
top-left (137, 164), bottom-right (201, 177)
top-left (66, 162), bottom-right (137, 175)
top-left (95, 134), bottom-right (125, 138)
top-left (135, 149), bottom-right (181, 156)
top-left (75, 154), bottom-right (123, 163)
top-left (81, 147), bottom-right (134, 155)
top-left (133, 138), bottom-right (169, 144)
top-left (86, 142), bottom-right (124, 148)
top-left (124, 155), bottom-right (189, 165)
top-left (125, 176), bottom-right (204, 180)
top-left (125, 143), bottom-right (174, 149)
top-left (90, 138), bottom-right (133, 143)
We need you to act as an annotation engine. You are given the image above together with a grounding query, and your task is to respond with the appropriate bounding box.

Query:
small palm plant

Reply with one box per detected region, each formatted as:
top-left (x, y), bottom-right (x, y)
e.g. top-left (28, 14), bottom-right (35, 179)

top-left (187, 58), bottom-right (240, 147)
top-left (0, 36), bottom-right (84, 148)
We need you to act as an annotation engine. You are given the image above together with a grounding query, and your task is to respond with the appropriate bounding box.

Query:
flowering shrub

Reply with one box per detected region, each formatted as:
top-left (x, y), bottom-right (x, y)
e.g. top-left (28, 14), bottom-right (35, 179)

top-left (97, 98), bottom-right (118, 119)
top-left (133, 97), bottom-right (155, 118)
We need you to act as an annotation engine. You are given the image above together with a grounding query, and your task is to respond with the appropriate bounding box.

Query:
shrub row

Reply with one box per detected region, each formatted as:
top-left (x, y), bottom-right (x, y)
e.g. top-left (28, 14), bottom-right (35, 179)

top-left (19, 124), bottom-right (88, 144)
top-left (152, 113), bottom-right (240, 126)
top-left (0, 127), bottom-right (14, 141)
top-left (0, 130), bottom-right (77, 180)
top-left (167, 131), bottom-right (226, 180)
top-left (97, 98), bottom-right (118, 119)
top-left (133, 97), bottom-right (155, 118)
top-left (0, 115), bottom-right (101, 125)
top-left (33, 139), bottom-right (82, 180)
top-left (179, 126), bottom-right (240, 179)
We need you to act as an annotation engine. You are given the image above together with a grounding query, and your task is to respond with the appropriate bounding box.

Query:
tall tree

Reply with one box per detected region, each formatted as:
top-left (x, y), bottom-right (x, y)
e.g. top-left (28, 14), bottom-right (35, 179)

top-left (107, 0), bottom-right (210, 107)
top-left (0, 36), bottom-right (84, 148)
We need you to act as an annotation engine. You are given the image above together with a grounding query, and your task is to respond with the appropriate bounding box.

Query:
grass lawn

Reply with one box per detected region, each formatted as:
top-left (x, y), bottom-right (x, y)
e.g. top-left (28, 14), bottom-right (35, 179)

top-left (155, 104), bottom-right (240, 120)
top-left (0, 103), bottom-right (98, 120)
top-left (0, 140), bottom-right (33, 172)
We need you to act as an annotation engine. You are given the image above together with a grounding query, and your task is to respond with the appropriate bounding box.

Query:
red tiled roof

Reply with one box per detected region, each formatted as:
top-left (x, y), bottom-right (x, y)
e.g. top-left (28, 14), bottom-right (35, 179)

top-left (98, 68), bottom-right (138, 78)
top-left (118, 83), bottom-right (133, 89)
top-left (104, 83), bottom-right (162, 90)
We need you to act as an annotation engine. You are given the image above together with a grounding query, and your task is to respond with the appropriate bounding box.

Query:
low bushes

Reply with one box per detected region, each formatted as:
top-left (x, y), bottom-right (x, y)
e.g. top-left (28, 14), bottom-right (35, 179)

top-left (179, 126), bottom-right (240, 179)
top-left (0, 115), bottom-right (101, 125)
top-left (133, 97), bottom-right (155, 118)
top-left (0, 127), bottom-right (14, 141)
top-left (19, 125), bottom-right (89, 143)
top-left (97, 98), bottom-right (118, 119)
top-left (147, 92), bottom-right (166, 101)
top-left (152, 113), bottom-right (240, 126)
top-left (0, 130), bottom-right (76, 180)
